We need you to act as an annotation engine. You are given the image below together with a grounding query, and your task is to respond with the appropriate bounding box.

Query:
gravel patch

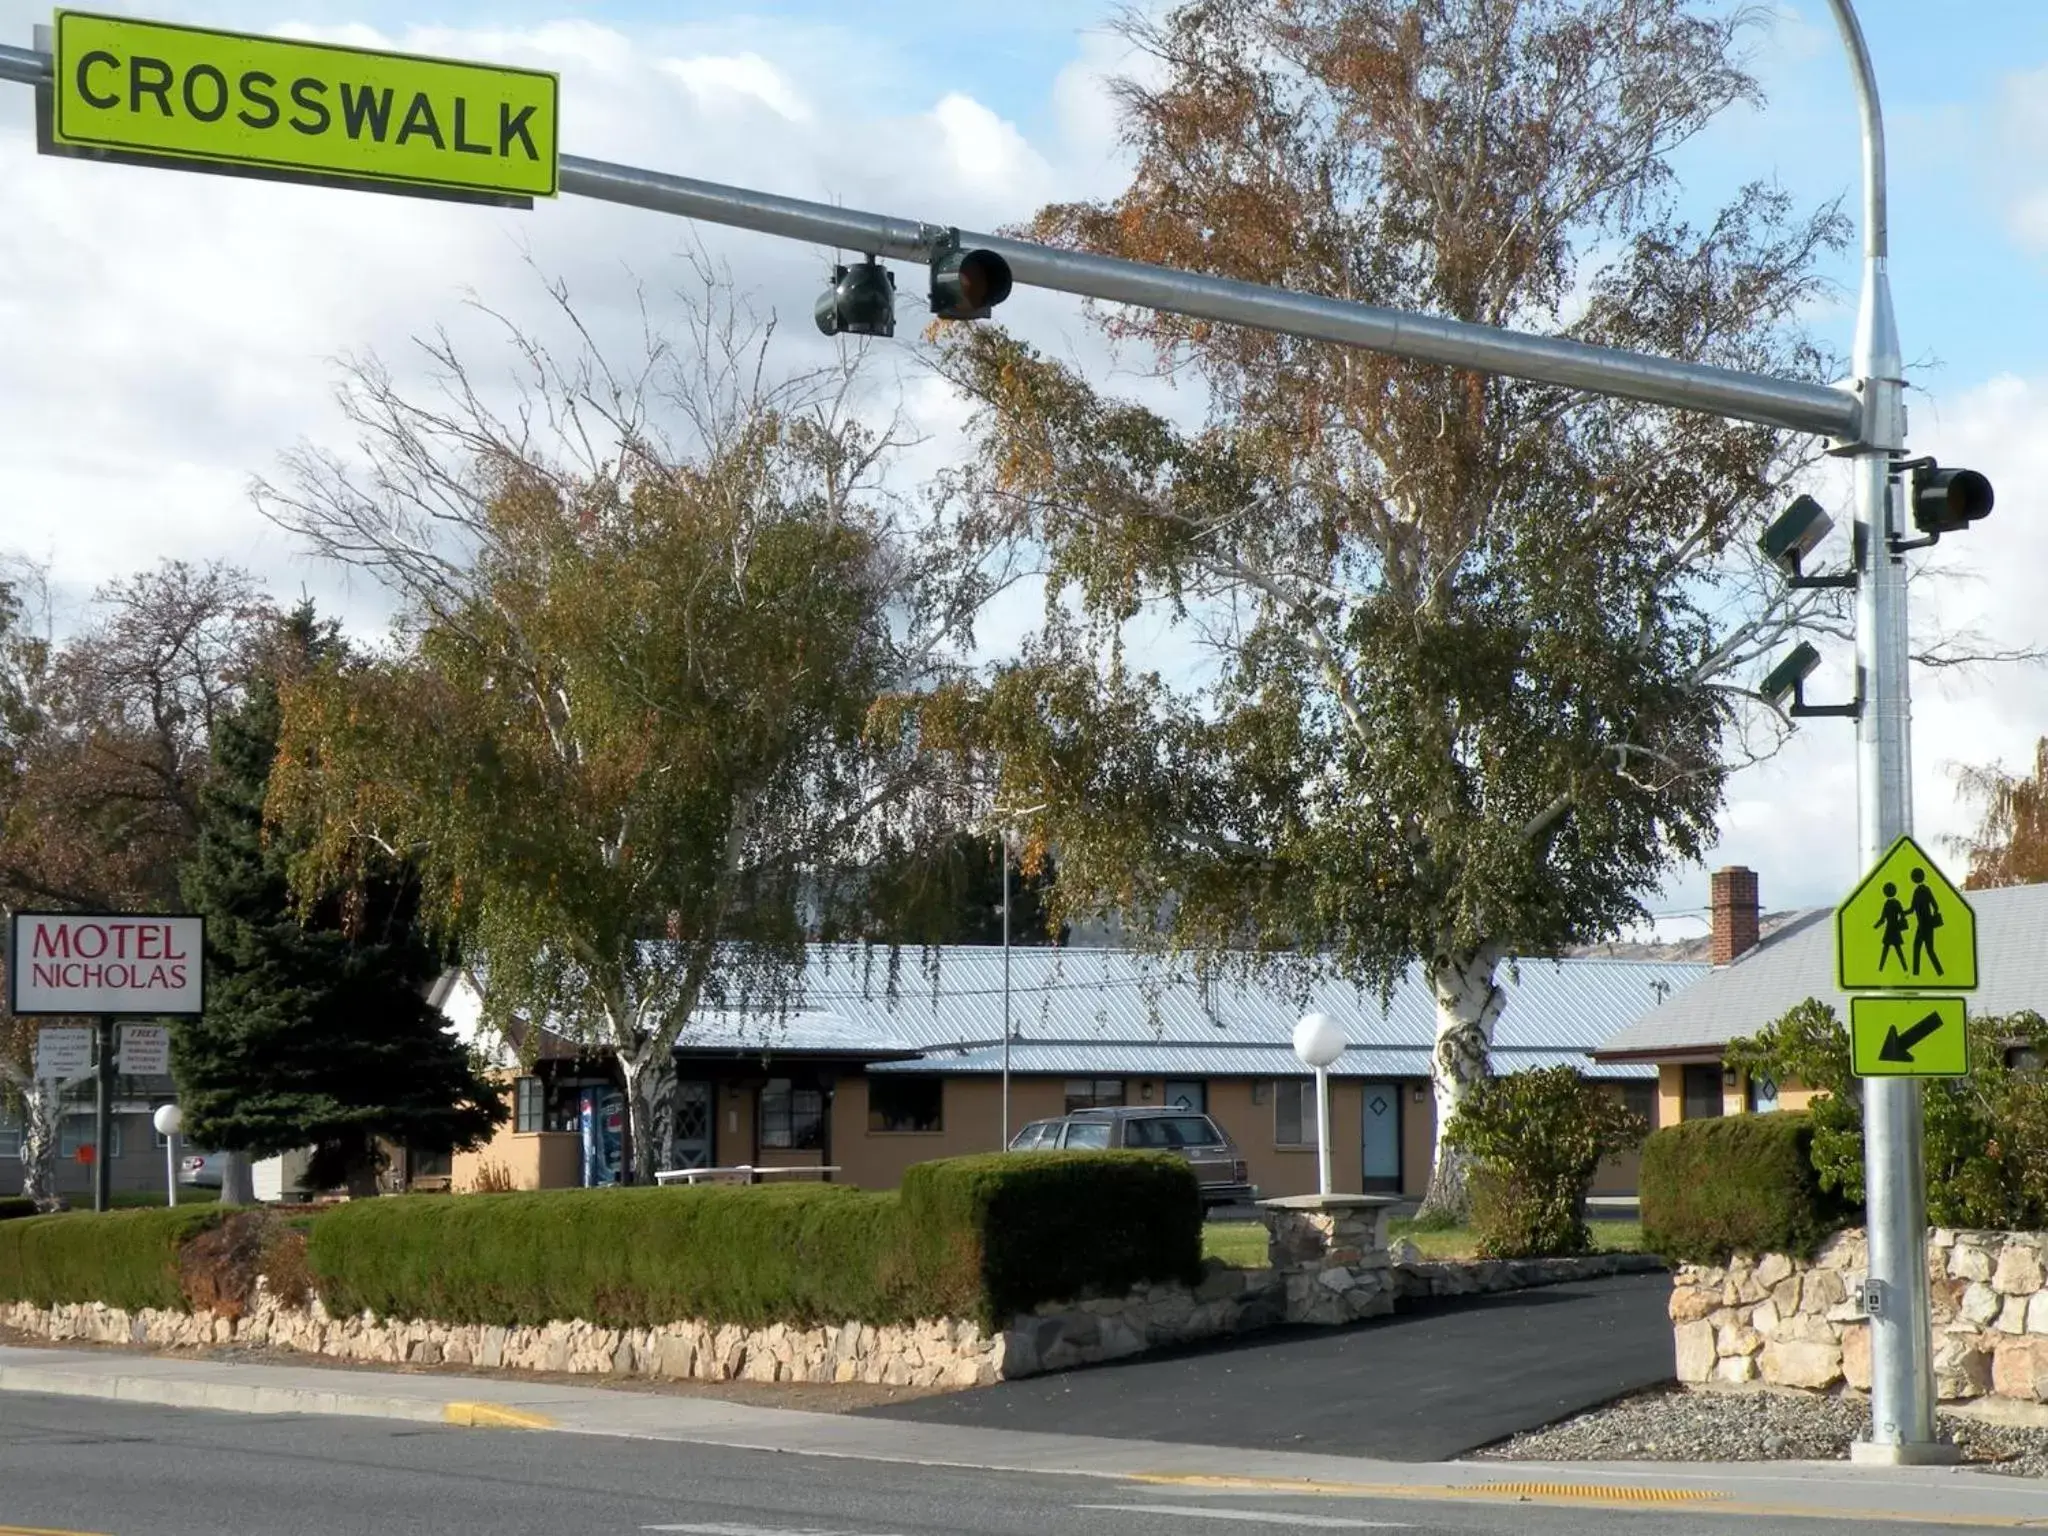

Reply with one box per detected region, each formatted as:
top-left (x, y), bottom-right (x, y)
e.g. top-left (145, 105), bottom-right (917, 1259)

top-left (1469, 1384), bottom-right (2048, 1478)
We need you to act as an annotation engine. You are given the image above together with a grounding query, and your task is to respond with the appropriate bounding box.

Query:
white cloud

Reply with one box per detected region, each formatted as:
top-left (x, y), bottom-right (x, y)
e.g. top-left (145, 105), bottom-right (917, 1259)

top-left (661, 53), bottom-right (812, 123)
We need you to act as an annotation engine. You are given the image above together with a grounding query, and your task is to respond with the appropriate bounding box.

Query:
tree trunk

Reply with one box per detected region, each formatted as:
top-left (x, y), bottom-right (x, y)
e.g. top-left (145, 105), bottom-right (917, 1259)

top-left (618, 1046), bottom-right (677, 1185)
top-left (217, 1150), bottom-right (256, 1206)
top-left (1414, 942), bottom-right (1507, 1226)
top-left (18, 1079), bottom-right (61, 1211)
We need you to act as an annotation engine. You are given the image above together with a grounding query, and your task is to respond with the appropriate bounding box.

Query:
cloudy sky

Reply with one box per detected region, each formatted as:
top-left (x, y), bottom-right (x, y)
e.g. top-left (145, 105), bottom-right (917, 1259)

top-left (2, 0), bottom-right (2044, 939)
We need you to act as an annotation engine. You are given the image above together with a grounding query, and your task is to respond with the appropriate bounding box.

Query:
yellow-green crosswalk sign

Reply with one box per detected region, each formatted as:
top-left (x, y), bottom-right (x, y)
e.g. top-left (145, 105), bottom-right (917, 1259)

top-left (1850, 996), bottom-right (1969, 1078)
top-left (1835, 835), bottom-right (1977, 993)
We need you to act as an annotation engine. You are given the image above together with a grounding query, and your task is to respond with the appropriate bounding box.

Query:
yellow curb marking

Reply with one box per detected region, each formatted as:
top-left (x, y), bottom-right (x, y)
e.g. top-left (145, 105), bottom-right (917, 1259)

top-left (441, 1400), bottom-right (555, 1430)
top-left (1125, 1472), bottom-right (2048, 1527)
top-left (0, 1526), bottom-right (113, 1535)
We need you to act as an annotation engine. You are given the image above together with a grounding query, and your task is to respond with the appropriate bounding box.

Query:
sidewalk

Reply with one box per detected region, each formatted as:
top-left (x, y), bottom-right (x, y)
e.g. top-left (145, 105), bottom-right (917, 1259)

top-left (2, 1343), bottom-right (2043, 1527)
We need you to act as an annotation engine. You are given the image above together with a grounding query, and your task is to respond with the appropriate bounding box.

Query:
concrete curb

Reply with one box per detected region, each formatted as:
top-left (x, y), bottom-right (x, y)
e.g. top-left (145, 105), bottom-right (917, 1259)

top-left (0, 1359), bottom-right (549, 1431)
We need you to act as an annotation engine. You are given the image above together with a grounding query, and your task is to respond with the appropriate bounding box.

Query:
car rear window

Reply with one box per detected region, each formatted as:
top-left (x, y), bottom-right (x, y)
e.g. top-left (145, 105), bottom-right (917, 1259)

top-left (1009, 1121), bottom-right (1054, 1149)
top-left (1061, 1122), bottom-right (1112, 1149)
top-left (1123, 1115), bottom-right (1224, 1148)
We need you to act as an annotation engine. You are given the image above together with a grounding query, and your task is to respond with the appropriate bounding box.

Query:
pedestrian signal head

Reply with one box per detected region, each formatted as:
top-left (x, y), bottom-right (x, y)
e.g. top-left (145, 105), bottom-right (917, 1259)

top-left (814, 259), bottom-right (896, 338)
top-left (928, 231), bottom-right (1012, 321)
top-left (1909, 462), bottom-right (1993, 537)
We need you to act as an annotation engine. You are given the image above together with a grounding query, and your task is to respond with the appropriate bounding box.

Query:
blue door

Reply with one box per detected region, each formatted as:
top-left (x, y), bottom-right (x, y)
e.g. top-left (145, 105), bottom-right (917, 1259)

top-left (1360, 1082), bottom-right (1401, 1191)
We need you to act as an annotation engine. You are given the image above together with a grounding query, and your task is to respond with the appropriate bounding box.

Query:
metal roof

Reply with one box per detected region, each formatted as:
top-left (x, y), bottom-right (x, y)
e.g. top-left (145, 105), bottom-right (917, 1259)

top-left (673, 945), bottom-right (1704, 1075)
top-left (1592, 881), bottom-right (2048, 1059)
top-left (868, 1041), bottom-right (1656, 1080)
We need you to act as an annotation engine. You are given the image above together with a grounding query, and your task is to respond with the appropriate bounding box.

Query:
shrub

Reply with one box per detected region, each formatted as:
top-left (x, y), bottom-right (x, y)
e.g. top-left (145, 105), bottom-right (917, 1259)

top-left (0, 1198), bottom-right (38, 1223)
top-left (1441, 1067), bottom-right (1649, 1258)
top-left (1639, 1111), bottom-right (1857, 1264)
top-left (900, 1151), bottom-right (1204, 1322)
top-left (1727, 1001), bottom-right (2048, 1229)
top-left (0, 1207), bottom-right (225, 1311)
top-left (307, 1183), bottom-right (921, 1330)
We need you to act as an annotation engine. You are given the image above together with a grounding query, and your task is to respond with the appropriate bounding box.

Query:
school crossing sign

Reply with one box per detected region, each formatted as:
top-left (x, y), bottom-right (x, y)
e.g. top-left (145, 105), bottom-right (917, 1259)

top-left (42, 10), bottom-right (558, 206)
top-left (1835, 835), bottom-right (1977, 993)
top-left (1835, 835), bottom-right (1977, 1081)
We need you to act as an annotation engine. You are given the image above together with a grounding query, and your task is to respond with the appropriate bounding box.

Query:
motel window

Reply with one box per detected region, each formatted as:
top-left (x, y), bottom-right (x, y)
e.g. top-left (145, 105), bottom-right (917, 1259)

top-left (1275, 1081), bottom-right (1318, 1149)
top-left (1681, 1065), bottom-right (1725, 1121)
top-left (868, 1077), bottom-right (943, 1134)
top-left (59, 1114), bottom-right (120, 1159)
top-left (0, 1112), bottom-right (18, 1159)
top-left (760, 1078), bottom-right (825, 1150)
top-left (514, 1076), bottom-right (545, 1133)
top-left (1619, 1081), bottom-right (1658, 1129)
top-left (1063, 1078), bottom-right (1125, 1113)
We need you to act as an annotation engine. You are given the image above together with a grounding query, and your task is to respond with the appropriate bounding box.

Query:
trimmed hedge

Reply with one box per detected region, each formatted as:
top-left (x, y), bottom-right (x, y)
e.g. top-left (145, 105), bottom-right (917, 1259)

top-left (0, 1198), bottom-right (38, 1223)
top-left (901, 1151), bottom-right (1204, 1322)
top-left (0, 1207), bottom-right (225, 1311)
top-left (2, 1153), bottom-right (1206, 1334)
top-left (307, 1183), bottom-right (917, 1330)
top-left (1640, 1112), bottom-right (1858, 1265)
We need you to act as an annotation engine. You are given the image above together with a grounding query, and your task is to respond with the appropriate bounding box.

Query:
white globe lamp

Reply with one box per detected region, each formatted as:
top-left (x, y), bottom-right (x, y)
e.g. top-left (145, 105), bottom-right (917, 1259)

top-left (152, 1104), bottom-right (183, 1206)
top-left (1293, 1013), bottom-right (1345, 1195)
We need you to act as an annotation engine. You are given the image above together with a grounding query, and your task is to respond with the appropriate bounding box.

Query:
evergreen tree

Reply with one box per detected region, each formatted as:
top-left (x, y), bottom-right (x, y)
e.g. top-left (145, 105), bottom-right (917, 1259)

top-left (174, 605), bottom-right (506, 1196)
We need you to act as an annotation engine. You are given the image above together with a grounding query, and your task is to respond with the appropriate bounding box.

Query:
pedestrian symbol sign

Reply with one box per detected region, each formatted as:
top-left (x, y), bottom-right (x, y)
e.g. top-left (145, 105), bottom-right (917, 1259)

top-left (1850, 996), bottom-right (1969, 1078)
top-left (1835, 835), bottom-right (1976, 993)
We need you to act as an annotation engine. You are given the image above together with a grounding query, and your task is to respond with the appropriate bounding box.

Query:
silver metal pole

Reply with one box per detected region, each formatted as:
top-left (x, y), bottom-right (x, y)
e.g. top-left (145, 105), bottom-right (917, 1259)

top-left (1001, 833), bottom-right (1012, 1149)
top-left (0, 41), bottom-right (1859, 443)
top-left (166, 1131), bottom-right (178, 1208)
top-left (1822, 0), bottom-right (1941, 1462)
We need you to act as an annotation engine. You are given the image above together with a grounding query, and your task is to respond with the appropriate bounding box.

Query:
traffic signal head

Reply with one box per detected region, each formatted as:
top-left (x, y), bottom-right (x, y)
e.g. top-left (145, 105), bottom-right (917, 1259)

top-left (1759, 494), bottom-right (1834, 575)
top-left (814, 260), bottom-right (896, 338)
top-left (1760, 641), bottom-right (1823, 709)
top-left (1909, 462), bottom-right (1994, 537)
top-left (929, 232), bottom-right (1012, 321)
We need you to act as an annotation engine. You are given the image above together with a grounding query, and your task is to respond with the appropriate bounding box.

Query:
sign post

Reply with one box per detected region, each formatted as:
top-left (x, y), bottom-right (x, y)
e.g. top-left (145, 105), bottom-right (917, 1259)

top-left (7, 913), bottom-right (204, 1211)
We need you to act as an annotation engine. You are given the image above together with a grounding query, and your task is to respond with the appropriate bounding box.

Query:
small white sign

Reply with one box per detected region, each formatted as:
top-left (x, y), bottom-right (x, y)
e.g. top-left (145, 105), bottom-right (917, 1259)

top-left (33, 1026), bottom-right (92, 1082)
top-left (118, 1023), bottom-right (171, 1076)
top-left (8, 912), bottom-right (204, 1017)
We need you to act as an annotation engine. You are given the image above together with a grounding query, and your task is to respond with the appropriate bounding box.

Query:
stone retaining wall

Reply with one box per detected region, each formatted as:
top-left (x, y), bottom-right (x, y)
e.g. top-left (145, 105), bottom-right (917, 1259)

top-left (2, 1195), bottom-right (1667, 1387)
top-left (1672, 1227), bottom-right (2048, 1406)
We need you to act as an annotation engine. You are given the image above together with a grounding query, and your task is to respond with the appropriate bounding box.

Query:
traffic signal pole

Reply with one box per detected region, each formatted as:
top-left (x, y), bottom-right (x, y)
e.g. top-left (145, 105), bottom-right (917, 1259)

top-left (1823, 0), bottom-right (1942, 1463)
top-left (0, 0), bottom-right (1941, 1449)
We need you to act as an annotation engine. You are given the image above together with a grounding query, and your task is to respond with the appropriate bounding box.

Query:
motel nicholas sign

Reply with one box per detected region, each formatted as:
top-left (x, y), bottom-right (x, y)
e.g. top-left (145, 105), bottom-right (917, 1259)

top-left (7, 911), bottom-right (205, 1017)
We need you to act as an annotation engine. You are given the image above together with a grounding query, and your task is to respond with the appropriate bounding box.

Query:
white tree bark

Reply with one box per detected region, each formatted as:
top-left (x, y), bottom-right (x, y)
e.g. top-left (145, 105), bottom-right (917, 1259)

top-left (617, 1044), bottom-right (678, 1186)
top-left (1416, 942), bottom-right (1507, 1224)
top-left (17, 1078), bottom-right (60, 1210)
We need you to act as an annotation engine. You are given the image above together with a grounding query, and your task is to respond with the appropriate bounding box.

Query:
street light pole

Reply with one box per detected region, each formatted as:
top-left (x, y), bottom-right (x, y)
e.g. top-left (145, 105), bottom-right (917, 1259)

top-left (1822, 0), bottom-right (1941, 1462)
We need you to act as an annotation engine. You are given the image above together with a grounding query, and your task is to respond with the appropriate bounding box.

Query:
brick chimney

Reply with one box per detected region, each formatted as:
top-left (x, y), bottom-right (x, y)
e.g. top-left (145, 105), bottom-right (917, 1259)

top-left (1709, 866), bottom-right (1760, 966)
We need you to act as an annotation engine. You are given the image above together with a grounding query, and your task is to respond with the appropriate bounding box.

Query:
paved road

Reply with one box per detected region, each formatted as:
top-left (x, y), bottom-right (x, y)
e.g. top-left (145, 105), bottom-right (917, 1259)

top-left (865, 1274), bottom-right (1675, 1460)
top-left (0, 1392), bottom-right (1987, 1536)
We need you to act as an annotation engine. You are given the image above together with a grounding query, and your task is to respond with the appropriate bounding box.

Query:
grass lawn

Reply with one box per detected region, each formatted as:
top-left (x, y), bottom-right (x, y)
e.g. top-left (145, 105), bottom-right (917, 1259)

top-left (1202, 1215), bottom-right (1645, 1268)
top-left (104, 1186), bottom-right (221, 1209)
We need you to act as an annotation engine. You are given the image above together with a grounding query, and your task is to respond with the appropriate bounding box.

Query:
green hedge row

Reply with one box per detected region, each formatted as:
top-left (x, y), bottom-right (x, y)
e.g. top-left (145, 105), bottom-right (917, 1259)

top-left (1639, 1112), bottom-right (1858, 1265)
top-left (0, 1207), bottom-right (224, 1311)
top-left (3, 1152), bottom-right (1203, 1332)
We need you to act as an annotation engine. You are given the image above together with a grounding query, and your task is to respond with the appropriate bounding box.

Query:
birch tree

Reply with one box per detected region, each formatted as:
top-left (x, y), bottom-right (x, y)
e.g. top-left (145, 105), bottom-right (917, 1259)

top-left (913, 0), bottom-right (1859, 1220)
top-left (259, 261), bottom-right (975, 1182)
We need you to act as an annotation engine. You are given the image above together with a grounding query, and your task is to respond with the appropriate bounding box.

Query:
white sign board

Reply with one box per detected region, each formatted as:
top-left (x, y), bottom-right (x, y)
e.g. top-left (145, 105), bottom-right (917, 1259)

top-left (33, 1026), bottom-right (92, 1081)
top-left (7, 912), bottom-right (204, 1017)
top-left (118, 1024), bottom-right (172, 1077)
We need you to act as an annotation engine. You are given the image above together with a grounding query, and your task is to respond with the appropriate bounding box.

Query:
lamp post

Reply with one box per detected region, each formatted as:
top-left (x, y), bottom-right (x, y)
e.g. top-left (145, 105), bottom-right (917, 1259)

top-left (984, 802), bottom-right (1046, 1149)
top-left (152, 1103), bottom-right (183, 1208)
top-left (1292, 1013), bottom-right (1345, 1197)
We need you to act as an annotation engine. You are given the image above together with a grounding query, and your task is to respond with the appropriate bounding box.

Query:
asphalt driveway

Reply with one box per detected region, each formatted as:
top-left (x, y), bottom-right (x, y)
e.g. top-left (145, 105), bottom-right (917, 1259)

top-left (860, 1271), bottom-right (1675, 1461)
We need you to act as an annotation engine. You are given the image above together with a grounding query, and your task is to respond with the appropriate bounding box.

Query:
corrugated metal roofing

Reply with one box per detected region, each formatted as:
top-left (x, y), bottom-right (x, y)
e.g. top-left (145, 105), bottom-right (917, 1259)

top-left (671, 944), bottom-right (1704, 1074)
top-left (1593, 881), bottom-right (2048, 1058)
top-left (867, 1042), bottom-right (1656, 1080)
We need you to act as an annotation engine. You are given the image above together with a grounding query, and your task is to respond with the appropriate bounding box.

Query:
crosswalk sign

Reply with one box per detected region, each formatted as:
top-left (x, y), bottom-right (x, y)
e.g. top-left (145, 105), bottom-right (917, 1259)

top-left (1836, 835), bottom-right (1977, 993)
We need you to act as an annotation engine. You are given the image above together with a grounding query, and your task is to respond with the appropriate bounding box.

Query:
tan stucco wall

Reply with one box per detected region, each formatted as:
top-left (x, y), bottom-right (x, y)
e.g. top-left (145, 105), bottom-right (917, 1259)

top-left (453, 1132), bottom-right (582, 1192)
